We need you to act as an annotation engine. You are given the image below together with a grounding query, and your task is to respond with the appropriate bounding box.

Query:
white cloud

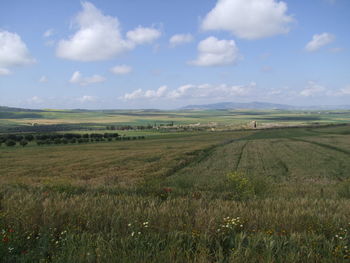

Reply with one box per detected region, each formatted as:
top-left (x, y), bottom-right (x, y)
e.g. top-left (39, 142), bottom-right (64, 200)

top-left (169, 34), bottom-right (194, 47)
top-left (27, 96), bottom-right (43, 104)
top-left (56, 2), bottom-right (131, 61)
top-left (0, 68), bottom-right (11, 75)
top-left (126, 26), bottom-right (161, 45)
top-left (110, 65), bottom-right (132, 75)
top-left (123, 82), bottom-right (255, 101)
top-left (201, 0), bottom-right (293, 40)
top-left (39, 76), bottom-right (48, 82)
top-left (144, 85), bottom-right (168, 98)
top-left (56, 2), bottom-right (160, 61)
top-left (43, 29), bottom-right (54, 38)
top-left (338, 86), bottom-right (350, 95)
top-left (123, 86), bottom-right (168, 100)
top-left (69, 71), bottom-right (105, 86)
top-left (190, 36), bottom-right (240, 66)
top-left (77, 95), bottom-right (97, 103)
top-left (300, 81), bottom-right (325, 97)
top-left (305, 33), bottom-right (335, 52)
top-left (0, 30), bottom-right (35, 68)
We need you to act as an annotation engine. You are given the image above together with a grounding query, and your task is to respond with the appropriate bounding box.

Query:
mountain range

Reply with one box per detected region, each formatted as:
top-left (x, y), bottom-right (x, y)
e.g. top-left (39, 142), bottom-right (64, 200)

top-left (181, 102), bottom-right (350, 110)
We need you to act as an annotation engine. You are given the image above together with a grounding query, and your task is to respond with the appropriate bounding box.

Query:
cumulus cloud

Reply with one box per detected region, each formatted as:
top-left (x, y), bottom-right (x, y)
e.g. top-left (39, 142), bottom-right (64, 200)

top-left (0, 30), bottom-right (35, 71)
top-left (110, 65), bottom-right (132, 75)
top-left (123, 86), bottom-right (168, 100)
top-left (0, 68), bottom-right (11, 75)
top-left (69, 71), bottom-right (105, 86)
top-left (300, 81), bottom-right (325, 97)
top-left (190, 37), bottom-right (240, 66)
top-left (201, 0), bottom-right (293, 39)
top-left (56, 2), bottom-right (160, 61)
top-left (169, 34), bottom-right (194, 47)
top-left (305, 33), bottom-right (335, 52)
top-left (77, 95), bottom-right (97, 103)
top-left (126, 26), bottom-right (161, 45)
top-left (123, 82), bottom-right (255, 101)
top-left (39, 76), bottom-right (48, 82)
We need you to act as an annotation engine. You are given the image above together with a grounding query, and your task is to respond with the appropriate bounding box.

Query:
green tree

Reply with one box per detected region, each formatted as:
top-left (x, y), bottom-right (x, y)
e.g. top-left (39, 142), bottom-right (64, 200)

top-left (20, 140), bottom-right (28, 147)
top-left (5, 140), bottom-right (16, 147)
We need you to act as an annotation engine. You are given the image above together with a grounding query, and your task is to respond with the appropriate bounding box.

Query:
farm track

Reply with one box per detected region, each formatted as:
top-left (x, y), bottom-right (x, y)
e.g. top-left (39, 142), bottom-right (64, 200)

top-left (163, 136), bottom-right (250, 178)
top-left (234, 141), bottom-right (248, 171)
top-left (291, 138), bottom-right (350, 156)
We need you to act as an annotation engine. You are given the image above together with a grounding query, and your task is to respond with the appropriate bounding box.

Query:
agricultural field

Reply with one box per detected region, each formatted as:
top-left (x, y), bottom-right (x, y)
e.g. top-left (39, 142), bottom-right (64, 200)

top-left (1, 107), bottom-right (350, 133)
top-left (1, 118), bottom-right (350, 262)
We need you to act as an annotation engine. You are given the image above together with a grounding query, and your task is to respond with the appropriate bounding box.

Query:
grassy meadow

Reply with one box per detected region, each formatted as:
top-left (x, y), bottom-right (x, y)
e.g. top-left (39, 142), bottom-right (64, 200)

top-left (0, 109), bottom-right (350, 262)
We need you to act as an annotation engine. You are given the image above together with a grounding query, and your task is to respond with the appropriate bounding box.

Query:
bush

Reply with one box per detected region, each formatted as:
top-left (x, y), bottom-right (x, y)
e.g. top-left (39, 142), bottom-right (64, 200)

top-left (226, 172), bottom-right (254, 200)
top-left (20, 140), bottom-right (28, 147)
top-left (5, 140), bottom-right (16, 147)
top-left (24, 134), bottom-right (34, 141)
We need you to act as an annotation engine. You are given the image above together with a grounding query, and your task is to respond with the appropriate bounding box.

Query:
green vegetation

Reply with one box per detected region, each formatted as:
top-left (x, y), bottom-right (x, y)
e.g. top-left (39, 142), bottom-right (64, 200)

top-left (1, 107), bottom-right (350, 133)
top-left (0, 110), bottom-right (350, 262)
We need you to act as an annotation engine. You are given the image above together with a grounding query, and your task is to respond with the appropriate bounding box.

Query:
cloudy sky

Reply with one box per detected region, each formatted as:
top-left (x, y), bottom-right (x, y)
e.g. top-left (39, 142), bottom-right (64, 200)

top-left (1, 0), bottom-right (349, 109)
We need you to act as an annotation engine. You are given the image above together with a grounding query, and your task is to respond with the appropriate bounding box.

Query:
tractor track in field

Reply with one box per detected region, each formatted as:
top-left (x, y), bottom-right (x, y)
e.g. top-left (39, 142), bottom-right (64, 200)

top-left (234, 141), bottom-right (248, 171)
top-left (290, 138), bottom-right (350, 156)
top-left (164, 136), bottom-right (251, 178)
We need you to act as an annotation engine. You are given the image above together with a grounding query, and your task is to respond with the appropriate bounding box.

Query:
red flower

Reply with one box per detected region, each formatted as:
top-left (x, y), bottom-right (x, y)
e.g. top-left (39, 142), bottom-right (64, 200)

top-left (8, 228), bottom-right (15, 233)
top-left (163, 187), bottom-right (172, 193)
top-left (2, 236), bottom-right (9, 243)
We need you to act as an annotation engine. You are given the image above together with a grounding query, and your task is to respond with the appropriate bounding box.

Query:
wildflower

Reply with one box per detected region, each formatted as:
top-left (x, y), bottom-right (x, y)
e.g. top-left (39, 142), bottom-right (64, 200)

top-left (128, 223), bottom-right (132, 227)
top-left (163, 187), bottom-right (172, 193)
top-left (131, 232), bottom-right (135, 237)
top-left (8, 247), bottom-right (14, 252)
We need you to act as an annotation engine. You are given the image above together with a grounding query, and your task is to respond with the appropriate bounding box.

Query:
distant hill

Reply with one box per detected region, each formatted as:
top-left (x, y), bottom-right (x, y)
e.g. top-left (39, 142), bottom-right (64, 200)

top-left (181, 102), bottom-right (297, 110)
top-left (0, 106), bottom-right (44, 112)
top-left (181, 102), bottom-right (350, 110)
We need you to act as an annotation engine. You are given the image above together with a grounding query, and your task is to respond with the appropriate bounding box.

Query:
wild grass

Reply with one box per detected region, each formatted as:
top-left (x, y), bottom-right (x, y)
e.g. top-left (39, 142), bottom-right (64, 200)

top-left (1, 125), bottom-right (350, 262)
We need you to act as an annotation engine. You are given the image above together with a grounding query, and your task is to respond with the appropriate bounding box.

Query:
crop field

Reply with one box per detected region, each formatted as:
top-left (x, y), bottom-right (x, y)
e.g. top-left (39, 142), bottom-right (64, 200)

top-left (1, 120), bottom-right (350, 262)
top-left (1, 107), bottom-right (350, 133)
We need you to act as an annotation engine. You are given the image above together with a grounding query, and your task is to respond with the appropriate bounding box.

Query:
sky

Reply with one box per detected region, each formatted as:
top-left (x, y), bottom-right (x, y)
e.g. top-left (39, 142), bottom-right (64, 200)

top-left (0, 0), bottom-right (349, 109)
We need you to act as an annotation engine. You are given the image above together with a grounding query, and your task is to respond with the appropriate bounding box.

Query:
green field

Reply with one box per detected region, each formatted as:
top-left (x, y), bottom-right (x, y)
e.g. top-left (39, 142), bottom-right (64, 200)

top-left (1, 110), bottom-right (350, 262)
top-left (1, 107), bottom-right (350, 133)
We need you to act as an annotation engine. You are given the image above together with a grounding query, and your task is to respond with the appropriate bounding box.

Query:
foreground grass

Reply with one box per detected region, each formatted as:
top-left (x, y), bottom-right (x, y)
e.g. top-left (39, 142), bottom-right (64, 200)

top-left (1, 187), bottom-right (350, 262)
top-left (1, 125), bottom-right (350, 262)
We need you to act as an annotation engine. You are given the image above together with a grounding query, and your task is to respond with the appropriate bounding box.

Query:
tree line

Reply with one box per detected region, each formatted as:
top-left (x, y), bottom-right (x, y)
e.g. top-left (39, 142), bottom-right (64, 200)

top-left (0, 133), bottom-right (145, 147)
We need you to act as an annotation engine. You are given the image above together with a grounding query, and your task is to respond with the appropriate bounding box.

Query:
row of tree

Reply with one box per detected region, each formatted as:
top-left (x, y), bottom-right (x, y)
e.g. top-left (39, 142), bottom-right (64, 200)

top-left (0, 133), bottom-right (120, 143)
top-left (0, 133), bottom-right (145, 147)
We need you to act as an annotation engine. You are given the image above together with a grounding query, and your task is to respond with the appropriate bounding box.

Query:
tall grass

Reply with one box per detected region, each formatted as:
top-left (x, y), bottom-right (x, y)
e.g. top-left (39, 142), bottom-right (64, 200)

top-left (1, 126), bottom-right (350, 262)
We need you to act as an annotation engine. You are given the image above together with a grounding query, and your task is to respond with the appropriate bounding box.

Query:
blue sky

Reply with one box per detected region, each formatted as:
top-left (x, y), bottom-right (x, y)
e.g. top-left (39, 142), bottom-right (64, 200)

top-left (0, 0), bottom-right (349, 109)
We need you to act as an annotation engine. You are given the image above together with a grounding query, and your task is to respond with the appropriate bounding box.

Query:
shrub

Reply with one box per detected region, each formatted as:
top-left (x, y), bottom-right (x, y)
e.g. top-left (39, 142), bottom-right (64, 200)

top-left (5, 140), bottom-right (16, 147)
top-left (226, 172), bottom-right (254, 200)
top-left (20, 140), bottom-right (28, 147)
